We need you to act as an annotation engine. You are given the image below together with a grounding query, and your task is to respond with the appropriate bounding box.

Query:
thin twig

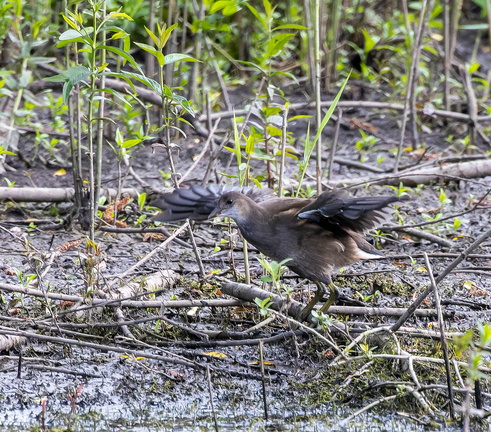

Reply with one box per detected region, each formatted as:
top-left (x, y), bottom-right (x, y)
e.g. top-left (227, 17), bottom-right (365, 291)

top-left (107, 220), bottom-right (190, 283)
top-left (0, 327), bottom-right (200, 369)
top-left (278, 105), bottom-right (289, 197)
top-left (337, 395), bottom-right (398, 427)
top-left (326, 108), bottom-right (342, 181)
top-left (424, 252), bottom-right (455, 420)
top-left (259, 341), bottom-right (269, 421)
top-left (269, 309), bottom-right (343, 356)
top-left (180, 118), bottom-right (221, 182)
top-left (206, 365), bottom-right (219, 432)
top-left (391, 225), bottom-right (491, 332)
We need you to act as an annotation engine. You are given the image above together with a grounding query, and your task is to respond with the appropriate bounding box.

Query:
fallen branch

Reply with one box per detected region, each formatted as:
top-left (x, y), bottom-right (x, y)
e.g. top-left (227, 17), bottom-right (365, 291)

top-left (219, 279), bottom-right (472, 320)
top-left (0, 282), bottom-right (243, 309)
top-left (334, 159), bottom-right (491, 187)
top-left (0, 187), bottom-right (138, 203)
top-left (0, 334), bottom-right (27, 351)
top-left (0, 327), bottom-right (200, 369)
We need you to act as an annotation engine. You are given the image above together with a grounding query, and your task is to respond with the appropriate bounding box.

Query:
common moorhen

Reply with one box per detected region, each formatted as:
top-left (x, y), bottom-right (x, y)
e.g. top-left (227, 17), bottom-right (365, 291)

top-left (153, 184), bottom-right (402, 319)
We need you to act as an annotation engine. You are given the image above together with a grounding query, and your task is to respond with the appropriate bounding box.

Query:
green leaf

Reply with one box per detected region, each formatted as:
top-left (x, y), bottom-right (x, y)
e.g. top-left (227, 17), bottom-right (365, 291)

top-left (244, 3), bottom-right (268, 31)
top-left (467, 63), bottom-right (480, 73)
top-left (223, 4), bottom-right (238, 15)
top-left (263, 107), bottom-right (282, 117)
top-left (480, 324), bottom-right (491, 345)
top-left (58, 29), bottom-right (85, 42)
top-left (159, 23), bottom-right (178, 49)
top-left (362, 28), bottom-right (377, 53)
top-left (273, 24), bottom-right (308, 31)
top-left (210, 1), bottom-right (230, 13)
top-left (269, 70), bottom-right (296, 80)
top-left (122, 138), bottom-right (142, 149)
top-left (263, 0), bottom-right (273, 19)
top-left (289, 115), bottom-right (311, 121)
top-left (44, 65), bottom-right (90, 83)
top-left (144, 26), bottom-right (159, 47)
top-left (266, 33), bottom-right (294, 57)
top-left (0, 149), bottom-right (16, 155)
top-left (458, 23), bottom-right (489, 30)
top-left (296, 72), bottom-right (351, 196)
top-left (172, 94), bottom-right (195, 117)
top-left (98, 45), bottom-right (142, 72)
top-left (134, 42), bottom-right (165, 66)
top-left (60, 12), bottom-right (79, 30)
top-left (102, 72), bottom-right (137, 94)
top-left (108, 12), bottom-right (134, 21)
top-left (245, 135), bottom-right (255, 154)
top-left (237, 60), bottom-right (267, 75)
top-left (119, 70), bottom-right (162, 95)
top-left (164, 53), bottom-right (199, 65)
top-left (44, 66), bottom-right (92, 104)
top-left (111, 31), bottom-right (126, 40)
top-left (96, 87), bottom-right (132, 106)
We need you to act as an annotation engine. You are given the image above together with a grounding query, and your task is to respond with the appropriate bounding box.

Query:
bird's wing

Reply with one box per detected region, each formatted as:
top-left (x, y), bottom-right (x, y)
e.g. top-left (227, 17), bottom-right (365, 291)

top-left (152, 184), bottom-right (275, 222)
top-left (297, 190), bottom-right (401, 233)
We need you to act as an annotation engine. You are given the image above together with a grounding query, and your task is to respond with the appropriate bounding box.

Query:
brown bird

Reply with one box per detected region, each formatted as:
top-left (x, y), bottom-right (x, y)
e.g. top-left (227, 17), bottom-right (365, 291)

top-left (152, 184), bottom-right (402, 320)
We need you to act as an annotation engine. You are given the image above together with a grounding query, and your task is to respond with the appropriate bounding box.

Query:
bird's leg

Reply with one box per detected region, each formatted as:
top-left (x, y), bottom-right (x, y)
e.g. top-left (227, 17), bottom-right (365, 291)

top-left (318, 282), bottom-right (339, 314)
top-left (298, 281), bottom-right (339, 321)
top-left (298, 282), bottom-right (325, 321)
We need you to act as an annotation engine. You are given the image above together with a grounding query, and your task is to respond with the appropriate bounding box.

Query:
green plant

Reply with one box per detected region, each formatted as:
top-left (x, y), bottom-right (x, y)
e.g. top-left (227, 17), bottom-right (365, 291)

top-left (212, 0), bottom-right (307, 188)
top-left (258, 255), bottom-right (292, 293)
top-left (3, 176), bottom-right (15, 187)
top-left (454, 324), bottom-right (491, 404)
top-left (311, 310), bottom-right (333, 330)
top-left (132, 22), bottom-right (198, 187)
top-left (438, 187), bottom-right (452, 209)
top-left (386, 182), bottom-right (411, 198)
top-left (355, 130), bottom-right (380, 161)
top-left (296, 74), bottom-right (350, 196)
top-left (46, 2), bottom-right (196, 240)
top-left (136, 191), bottom-right (147, 211)
top-left (0, 0), bottom-right (54, 170)
top-left (11, 267), bottom-right (36, 287)
top-left (254, 296), bottom-right (273, 317)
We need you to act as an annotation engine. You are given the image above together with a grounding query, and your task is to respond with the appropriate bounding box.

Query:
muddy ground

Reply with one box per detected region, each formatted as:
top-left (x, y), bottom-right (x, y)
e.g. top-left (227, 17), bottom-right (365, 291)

top-left (1, 45), bottom-right (491, 431)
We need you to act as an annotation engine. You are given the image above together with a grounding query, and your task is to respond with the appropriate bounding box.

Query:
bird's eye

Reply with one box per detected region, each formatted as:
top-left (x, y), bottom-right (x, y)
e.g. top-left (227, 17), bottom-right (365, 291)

top-left (226, 198), bottom-right (233, 205)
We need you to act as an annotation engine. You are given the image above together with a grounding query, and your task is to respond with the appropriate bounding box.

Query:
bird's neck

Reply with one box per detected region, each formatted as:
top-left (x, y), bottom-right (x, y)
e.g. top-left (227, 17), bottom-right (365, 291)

top-left (234, 201), bottom-right (268, 242)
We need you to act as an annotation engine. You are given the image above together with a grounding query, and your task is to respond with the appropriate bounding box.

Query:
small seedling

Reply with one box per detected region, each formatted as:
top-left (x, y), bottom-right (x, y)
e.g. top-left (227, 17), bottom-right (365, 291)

top-left (254, 296), bottom-right (273, 316)
top-left (258, 255), bottom-right (292, 293)
top-left (386, 182), bottom-right (411, 198)
top-left (3, 177), bottom-right (16, 187)
top-left (438, 188), bottom-right (452, 209)
top-left (311, 310), bottom-right (333, 330)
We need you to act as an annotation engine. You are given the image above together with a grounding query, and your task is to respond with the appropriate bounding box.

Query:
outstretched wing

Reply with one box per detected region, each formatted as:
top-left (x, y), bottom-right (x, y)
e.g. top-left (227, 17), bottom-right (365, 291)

top-left (297, 190), bottom-right (402, 233)
top-left (152, 184), bottom-right (275, 222)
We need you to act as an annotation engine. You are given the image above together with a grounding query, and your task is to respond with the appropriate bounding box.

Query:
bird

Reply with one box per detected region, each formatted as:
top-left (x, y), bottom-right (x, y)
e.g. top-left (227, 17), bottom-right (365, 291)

top-left (152, 184), bottom-right (403, 320)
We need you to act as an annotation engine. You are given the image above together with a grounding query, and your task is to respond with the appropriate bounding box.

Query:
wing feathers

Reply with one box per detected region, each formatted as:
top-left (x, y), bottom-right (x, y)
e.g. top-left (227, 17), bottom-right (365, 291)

top-left (298, 192), bottom-right (402, 233)
top-left (152, 184), bottom-right (275, 222)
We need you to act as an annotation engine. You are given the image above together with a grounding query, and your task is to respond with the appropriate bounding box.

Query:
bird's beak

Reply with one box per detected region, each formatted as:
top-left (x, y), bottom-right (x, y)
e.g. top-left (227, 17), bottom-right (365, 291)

top-left (209, 207), bottom-right (221, 218)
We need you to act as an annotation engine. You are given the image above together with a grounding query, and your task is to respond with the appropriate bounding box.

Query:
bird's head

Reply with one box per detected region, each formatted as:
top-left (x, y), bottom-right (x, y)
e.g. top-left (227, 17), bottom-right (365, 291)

top-left (210, 192), bottom-right (248, 222)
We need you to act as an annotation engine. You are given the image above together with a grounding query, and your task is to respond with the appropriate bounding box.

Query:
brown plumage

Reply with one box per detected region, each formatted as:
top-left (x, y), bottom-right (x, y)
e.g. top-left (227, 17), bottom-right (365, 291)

top-left (153, 184), bottom-right (402, 319)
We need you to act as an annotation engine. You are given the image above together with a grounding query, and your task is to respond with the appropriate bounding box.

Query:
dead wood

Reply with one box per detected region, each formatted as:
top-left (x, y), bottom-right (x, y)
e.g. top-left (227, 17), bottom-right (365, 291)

top-left (0, 186), bottom-right (138, 202)
top-left (334, 159), bottom-right (491, 187)
top-left (218, 280), bottom-right (466, 320)
top-left (0, 334), bottom-right (27, 351)
top-left (0, 282), bottom-right (242, 309)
